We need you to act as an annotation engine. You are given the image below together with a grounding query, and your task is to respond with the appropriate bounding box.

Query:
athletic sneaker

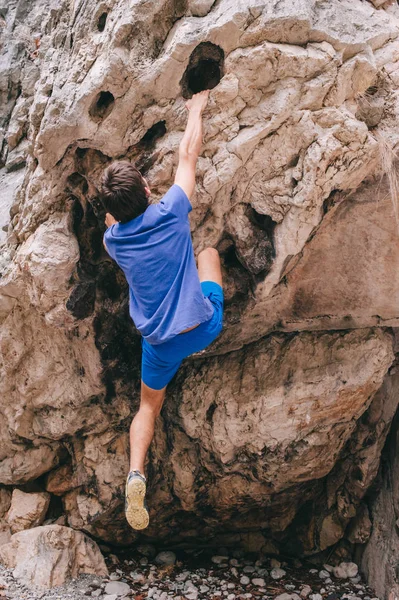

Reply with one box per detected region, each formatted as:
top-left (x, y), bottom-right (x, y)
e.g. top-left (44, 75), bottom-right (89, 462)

top-left (125, 470), bottom-right (149, 530)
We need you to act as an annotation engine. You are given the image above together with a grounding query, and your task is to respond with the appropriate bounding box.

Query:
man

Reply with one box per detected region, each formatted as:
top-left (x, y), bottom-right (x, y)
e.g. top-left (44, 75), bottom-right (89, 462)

top-left (101, 90), bottom-right (223, 530)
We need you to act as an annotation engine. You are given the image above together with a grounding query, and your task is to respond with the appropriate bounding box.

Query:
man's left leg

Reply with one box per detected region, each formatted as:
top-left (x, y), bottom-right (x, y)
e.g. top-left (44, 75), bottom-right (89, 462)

top-left (125, 381), bottom-right (166, 530)
top-left (129, 381), bottom-right (166, 475)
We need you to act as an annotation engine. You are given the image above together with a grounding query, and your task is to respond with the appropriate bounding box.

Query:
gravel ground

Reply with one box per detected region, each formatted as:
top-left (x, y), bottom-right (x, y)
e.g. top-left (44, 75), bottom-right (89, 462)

top-left (0, 547), bottom-right (381, 600)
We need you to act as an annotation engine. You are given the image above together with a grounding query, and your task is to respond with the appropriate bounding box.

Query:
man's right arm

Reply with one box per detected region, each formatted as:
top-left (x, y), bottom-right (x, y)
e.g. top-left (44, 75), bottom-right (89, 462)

top-left (174, 90), bottom-right (209, 200)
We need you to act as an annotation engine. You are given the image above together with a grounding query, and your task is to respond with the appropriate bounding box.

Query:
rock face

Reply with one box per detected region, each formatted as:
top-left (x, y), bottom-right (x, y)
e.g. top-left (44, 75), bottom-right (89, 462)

top-left (0, 525), bottom-right (108, 587)
top-left (6, 489), bottom-right (50, 534)
top-left (1, 0), bottom-right (399, 593)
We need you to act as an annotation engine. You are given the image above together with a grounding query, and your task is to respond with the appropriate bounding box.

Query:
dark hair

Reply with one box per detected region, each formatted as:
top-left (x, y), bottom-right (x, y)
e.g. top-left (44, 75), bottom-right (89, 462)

top-left (101, 161), bottom-right (149, 223)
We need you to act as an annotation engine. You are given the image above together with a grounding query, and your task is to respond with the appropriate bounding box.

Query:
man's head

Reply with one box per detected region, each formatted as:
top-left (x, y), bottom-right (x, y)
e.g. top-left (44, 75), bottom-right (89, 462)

top-left (101, 161), bottom-right (151, 223)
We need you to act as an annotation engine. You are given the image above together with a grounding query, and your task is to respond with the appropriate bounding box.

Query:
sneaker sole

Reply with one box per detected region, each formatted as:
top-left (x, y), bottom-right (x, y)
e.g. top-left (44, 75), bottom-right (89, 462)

top-left (125, 477), bottom-right (149, 530)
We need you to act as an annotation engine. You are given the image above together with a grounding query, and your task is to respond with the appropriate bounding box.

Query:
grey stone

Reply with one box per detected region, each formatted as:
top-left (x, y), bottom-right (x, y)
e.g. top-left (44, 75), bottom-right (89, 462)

top-left (271, 568), bottom-right (286, 580)
top-left (104, 582), bottom-right (131, 596)
top-left (155, 552), bottom-right (176, 566)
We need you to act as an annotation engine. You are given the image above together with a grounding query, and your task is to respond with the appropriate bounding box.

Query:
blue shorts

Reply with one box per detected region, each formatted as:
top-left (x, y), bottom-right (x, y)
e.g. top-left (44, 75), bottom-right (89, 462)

top-left (141, 281), bottom-right (224, 390)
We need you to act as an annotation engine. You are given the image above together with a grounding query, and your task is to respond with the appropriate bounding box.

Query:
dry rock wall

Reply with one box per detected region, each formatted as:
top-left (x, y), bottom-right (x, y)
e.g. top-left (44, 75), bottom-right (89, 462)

top-left (1, 0), bottom-right (399, 594)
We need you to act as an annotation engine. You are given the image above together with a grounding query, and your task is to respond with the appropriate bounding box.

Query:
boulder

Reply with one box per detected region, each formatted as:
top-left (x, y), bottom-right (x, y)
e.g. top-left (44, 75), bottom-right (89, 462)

top-left (0, 525), bottom-right (108, 587)
top-left (6, 489), bottom-right (50, 534)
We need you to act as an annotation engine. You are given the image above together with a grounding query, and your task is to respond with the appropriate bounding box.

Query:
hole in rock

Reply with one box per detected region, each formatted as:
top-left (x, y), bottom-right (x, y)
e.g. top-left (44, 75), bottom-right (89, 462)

top-left (352, 466), bottom-right (364, 482)
top-left (206, 402), bottom-right (217, 424)
top-left (216, 236), bottom-right (252, 310)
top-left (180, 42), bottom-right (224, 99)
top-left (246, 206), bottom-right (277, 270)
top-left (247, 206), bottom-right (276, 238)
top-left (67, 172), bottom-right (89, 194)
top-left (66, 280), bottom-right (96, 320)
top-left (138, 121), bottom-right (167, 149)
top-left (89, 91), bottom-right (115, 122)
top-left (288, 154), bottom-right (300, 168)
top-left (45, 494), bottom-right (64, 521)
top-left (97, 12), bottom-right (108, 32)
top-left (127, 121), bottom-right (167, 175)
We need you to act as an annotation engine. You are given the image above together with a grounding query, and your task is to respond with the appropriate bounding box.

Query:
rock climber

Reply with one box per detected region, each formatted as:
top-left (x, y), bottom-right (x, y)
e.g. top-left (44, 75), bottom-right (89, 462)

top-left (101, 90), bottom-right (224, 530)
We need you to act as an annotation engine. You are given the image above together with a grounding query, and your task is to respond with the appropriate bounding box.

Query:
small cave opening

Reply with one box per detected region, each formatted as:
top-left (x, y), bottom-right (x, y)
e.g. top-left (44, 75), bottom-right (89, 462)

top-left (127, 121), bottom-right (167, 175)
top-left (89, 91), bottom-right (115, 123)
top-left (138, 120), bottom-right (166, 149)
top-left (246, 206), bottom-right (276, 240)
top-left (216, 236), bottom-right (252, 312)
top-left (180, 42), bottom-right (224, 99)
top-left (206, 402), bottom-right (217, 424)
top-left (97, 12), bottom-right (108, 32)
top-left (67, 172), bottom-right (89, 195)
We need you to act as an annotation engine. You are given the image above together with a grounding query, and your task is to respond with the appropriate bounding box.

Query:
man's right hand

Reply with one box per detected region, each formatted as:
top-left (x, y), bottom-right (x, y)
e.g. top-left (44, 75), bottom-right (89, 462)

top-left (185, 90), bottom-right (210, 113)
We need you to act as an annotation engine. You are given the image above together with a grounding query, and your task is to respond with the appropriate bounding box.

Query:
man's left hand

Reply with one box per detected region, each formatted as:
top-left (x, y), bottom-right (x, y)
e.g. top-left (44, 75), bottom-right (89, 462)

top-left (105, 213), bottom-right (118, 227)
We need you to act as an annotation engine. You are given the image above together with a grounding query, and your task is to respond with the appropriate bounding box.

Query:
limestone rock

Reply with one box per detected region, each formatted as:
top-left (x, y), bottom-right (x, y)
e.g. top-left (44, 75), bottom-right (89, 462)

top-left (0, 490), bottom-right (11, 519)
top-left (333, 562), bottom-right (358, 579)
top-left (0, 525), bottom-right (108, 587)
top-left (0, 0), bottom-right (399, 589)
top-left (6, 489), bottom-right (50, 534)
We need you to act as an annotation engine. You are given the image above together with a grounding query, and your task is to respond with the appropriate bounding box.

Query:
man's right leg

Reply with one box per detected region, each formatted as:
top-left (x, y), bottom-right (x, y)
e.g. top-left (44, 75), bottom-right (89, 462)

top-left (198, 247), bottom-right (223, 286)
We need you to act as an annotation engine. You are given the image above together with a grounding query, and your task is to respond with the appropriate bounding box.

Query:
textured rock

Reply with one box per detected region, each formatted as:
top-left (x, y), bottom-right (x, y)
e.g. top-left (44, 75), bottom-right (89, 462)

top-left (6, 489), bottom-right (50, 534)
top-left (0, 524), bottom-right (108, 587)
top-left (0, 0), bottom-right (398, 591)
top-left (360, 374), bottom-right (399, 597)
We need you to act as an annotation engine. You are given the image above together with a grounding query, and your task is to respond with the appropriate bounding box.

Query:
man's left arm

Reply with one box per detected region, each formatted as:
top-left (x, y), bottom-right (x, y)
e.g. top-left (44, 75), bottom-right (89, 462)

top-left (103, 213), bottom-right (118, 253)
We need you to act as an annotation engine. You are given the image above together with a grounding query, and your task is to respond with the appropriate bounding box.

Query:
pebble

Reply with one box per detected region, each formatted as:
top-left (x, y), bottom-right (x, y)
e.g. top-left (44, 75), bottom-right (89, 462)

top-left (243, 566), bottom-right (255, 574)
top-left (309, 594), bottom-right (322, 600)
top-left (91, 591), bottom-right (102, 598)
top-left (130, 571), bottom-right (145, 583)
top-left (104, 581), bottom-right (131, 596)
top-left (334, 562), bottom-right (359, 579)
top-left (271, 568), bottom-right (286, 580)
top-left (240, 576), bottom-right (250, 586)
top-left (270, 559), bottom-right (281, 568)
top-left (109, 574), bottom-right (120, 581)
top-left (155, 551), bottom-right (176, 566)
top-left (323, 564), bottom-right (334, 573)
top-left (319, 570), bottom-right (330, 579)
top-left (275, 594), bottom-right (295, 600)
top-left (212, 556), bottom-right (229, 565)
top-left (251, 578), bottom-right (265, 587)
top-left (300, 585), bottom-right (312, 598)
top-left (103, 596), bottom-right (118, 600)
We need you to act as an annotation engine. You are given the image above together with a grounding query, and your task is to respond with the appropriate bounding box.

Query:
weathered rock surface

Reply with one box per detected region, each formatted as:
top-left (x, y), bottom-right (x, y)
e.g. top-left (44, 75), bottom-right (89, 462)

top-left (0, 525), bottom-right (108, 587)
top-left (1, 0), bottom-right (399, 594)
top-left (360, 374), bottom-right (399, 598)
top-left (6, 489), bottom-right (50, 534)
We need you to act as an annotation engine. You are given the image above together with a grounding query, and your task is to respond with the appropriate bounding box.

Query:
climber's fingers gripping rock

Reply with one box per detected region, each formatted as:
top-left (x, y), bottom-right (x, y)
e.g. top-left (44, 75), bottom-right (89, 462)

top-left (185, 89), bottom-right (210, 113)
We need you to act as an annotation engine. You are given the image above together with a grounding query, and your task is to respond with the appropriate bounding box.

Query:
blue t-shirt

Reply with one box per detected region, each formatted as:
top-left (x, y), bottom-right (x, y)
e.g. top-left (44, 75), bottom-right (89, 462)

top-left (103, 184), bottom-right (214, 345)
